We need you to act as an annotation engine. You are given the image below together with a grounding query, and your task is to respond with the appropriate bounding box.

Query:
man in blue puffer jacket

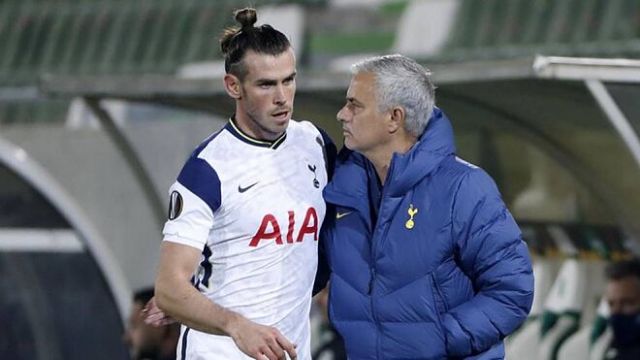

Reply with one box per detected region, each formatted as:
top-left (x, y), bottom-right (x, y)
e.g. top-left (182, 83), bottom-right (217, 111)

top-left (315, 54), bottom-right (534, 359)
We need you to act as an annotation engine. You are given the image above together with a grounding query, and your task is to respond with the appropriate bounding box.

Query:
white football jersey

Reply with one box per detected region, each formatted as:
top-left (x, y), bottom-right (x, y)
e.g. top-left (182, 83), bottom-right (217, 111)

top-left (163, 118), bottom-right (333, 360)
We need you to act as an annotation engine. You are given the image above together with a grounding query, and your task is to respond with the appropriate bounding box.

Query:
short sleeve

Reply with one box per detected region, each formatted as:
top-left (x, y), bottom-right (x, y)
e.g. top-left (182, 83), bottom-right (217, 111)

top-left (162, 156), bottom-right (221, 250)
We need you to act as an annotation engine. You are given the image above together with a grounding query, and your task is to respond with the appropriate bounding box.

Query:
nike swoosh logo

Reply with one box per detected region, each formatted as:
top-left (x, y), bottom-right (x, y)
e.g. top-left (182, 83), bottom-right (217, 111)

top-left (238, 182), bottom-right (258, 193)
top-left (336, 211), bottom-right (352, 219)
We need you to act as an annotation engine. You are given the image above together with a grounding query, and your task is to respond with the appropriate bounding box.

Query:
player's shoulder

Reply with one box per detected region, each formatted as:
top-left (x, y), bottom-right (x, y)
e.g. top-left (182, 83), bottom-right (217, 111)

top-left (188, 126), bottom-right (232, 162)
top-left (288, 119), bottom-right (333, 147)
top-left (176, 131), bottom-right (224, 199)
top-left (288, 119), bottom-right (319, 136)
top-left (175, 127), bottom-right (229, 180)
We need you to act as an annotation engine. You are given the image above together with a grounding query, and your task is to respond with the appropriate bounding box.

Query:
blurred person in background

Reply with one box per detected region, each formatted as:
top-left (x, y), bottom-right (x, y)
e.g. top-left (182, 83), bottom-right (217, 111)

top-left (310, 286), bottom-right (346, 360)
top-left (149, 7), bottom-right (335, 360)
top-left (604, 258), bottom-right (640, 360)
top-left (124, 287), bottom-right (179, 360)
top-left (315, 54), bottom-right (534, 359)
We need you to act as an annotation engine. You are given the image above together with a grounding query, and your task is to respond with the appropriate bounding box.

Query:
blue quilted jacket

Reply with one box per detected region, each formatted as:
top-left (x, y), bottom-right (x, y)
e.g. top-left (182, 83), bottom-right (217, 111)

top-left (319, 109), bottom-right (534, 359)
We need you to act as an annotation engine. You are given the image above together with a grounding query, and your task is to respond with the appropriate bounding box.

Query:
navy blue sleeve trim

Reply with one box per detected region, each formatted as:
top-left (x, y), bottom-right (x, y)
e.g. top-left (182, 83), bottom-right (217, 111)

top-left (199, 245), bottom-right (213, 289)
top-left (315, 126), bottom-right (337, 181)
top-left (177, 156), bottom-right (221, 213)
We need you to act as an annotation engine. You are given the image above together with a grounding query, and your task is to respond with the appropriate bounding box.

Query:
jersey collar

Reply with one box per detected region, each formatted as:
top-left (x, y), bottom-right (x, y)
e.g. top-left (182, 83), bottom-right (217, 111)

top-left (225, 115), bottom-right (287, 149)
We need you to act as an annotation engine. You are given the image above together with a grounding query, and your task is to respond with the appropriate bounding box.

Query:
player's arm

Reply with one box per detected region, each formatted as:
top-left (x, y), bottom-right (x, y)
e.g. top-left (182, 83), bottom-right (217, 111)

top-left (154, 241), bottom-right (235, 335)
top-left (143, 296), bottom-right (175, 326)
top-left (155, 241), bottom-right (297, 360)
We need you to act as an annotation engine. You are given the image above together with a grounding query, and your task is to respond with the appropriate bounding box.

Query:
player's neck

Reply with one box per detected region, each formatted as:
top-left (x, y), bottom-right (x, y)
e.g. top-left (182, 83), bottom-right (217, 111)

top-left (232, 113), bottom-right (284, 142)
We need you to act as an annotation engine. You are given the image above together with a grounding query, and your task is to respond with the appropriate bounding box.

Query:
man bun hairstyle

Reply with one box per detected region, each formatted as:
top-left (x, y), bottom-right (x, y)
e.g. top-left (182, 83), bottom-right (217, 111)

top-left (220, 7), bottom-right (291, 80)
top-left (236, 7), bottom-right (258, 30)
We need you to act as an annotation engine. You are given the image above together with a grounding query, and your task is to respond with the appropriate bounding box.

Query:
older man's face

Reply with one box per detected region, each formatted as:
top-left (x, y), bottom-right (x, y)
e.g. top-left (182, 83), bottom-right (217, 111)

top-left (337, 72), bottom-right (393, 155)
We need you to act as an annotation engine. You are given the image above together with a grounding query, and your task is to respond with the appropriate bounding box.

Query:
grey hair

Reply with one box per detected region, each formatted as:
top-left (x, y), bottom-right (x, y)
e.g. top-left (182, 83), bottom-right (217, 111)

top-left (351, 54), bottom-right (435, 137)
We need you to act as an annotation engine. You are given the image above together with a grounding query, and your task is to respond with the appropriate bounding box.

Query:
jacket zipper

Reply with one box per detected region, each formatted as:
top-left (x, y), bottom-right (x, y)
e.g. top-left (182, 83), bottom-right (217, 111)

top-left (369, 157), bottom-right (398, 359)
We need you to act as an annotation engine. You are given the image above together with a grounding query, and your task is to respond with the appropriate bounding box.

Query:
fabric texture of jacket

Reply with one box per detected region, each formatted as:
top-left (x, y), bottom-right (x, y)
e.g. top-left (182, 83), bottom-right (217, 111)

top-left (319, 108), bottom-right (534, 359)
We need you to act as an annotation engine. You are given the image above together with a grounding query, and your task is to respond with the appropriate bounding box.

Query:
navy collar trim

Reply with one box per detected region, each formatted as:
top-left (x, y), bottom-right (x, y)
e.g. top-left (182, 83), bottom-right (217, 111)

top-left (225, 116), bottom-right (287, 149)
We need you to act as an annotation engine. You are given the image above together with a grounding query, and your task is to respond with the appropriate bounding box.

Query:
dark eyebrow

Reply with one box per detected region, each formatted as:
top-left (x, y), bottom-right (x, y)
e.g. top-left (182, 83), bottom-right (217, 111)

top-left (346, 97), bottom-right (363, 106)
top-left (257, 79), bottom-right (277, 86)
top-left (256, 71), bottom-right (297, 85)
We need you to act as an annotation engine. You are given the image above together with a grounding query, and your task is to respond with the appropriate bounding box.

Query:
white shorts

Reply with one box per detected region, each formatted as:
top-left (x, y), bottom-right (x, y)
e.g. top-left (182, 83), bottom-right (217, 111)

top-left (176, 326), bottom-right (308, 360)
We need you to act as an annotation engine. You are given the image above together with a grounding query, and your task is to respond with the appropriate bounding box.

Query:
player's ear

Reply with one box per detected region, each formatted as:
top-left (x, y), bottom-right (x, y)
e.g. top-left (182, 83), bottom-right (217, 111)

top-left (224, 74), bottom-right (242, 99)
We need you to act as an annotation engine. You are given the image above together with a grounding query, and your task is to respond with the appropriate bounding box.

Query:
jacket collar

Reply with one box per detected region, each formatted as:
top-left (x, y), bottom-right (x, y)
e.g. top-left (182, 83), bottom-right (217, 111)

top-left (324, 108), bottom-right (456, 205)
top-left (384, 107), bottom-right (456, 196)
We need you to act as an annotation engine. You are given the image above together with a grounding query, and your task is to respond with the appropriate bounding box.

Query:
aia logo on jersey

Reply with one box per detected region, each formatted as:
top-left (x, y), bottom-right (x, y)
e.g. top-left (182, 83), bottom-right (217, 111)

top-left (249, 207), bottom-right (318, 247)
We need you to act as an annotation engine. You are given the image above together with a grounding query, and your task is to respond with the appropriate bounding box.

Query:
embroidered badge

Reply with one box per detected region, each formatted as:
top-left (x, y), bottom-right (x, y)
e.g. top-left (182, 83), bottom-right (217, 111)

top-left (308, 164), bottom-right (320, 188)
top-left (405, 204), bottom-right (418, 230)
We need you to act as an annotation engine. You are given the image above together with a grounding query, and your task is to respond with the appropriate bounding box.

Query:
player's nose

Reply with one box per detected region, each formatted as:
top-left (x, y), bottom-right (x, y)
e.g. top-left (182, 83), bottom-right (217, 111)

top-left (274, 84), bottom-right (286, 105)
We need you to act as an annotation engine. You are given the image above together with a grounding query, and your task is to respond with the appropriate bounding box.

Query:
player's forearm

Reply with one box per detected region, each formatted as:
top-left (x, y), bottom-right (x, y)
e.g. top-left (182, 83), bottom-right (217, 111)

top-left (155, 276), bottom-right (245, 336)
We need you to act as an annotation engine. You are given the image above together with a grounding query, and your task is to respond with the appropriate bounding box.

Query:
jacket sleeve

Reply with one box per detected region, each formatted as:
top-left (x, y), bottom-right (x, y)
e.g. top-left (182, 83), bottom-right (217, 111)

top-left (443, 169), bottom-right (534, 357)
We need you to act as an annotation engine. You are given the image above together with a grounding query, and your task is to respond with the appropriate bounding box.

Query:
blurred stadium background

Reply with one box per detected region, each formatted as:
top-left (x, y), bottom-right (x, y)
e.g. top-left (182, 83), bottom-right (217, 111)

top-left (1, 0), bottom-right (640, 359)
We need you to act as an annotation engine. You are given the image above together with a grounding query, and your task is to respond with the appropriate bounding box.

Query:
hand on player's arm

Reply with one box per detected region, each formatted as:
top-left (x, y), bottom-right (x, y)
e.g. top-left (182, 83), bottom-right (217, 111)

top-left (154, 241), bottom-right (297, 360)
top-left (226, 314), bottom-right (297, 360)
top-left (143, 296), bottom-right (175, 326)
